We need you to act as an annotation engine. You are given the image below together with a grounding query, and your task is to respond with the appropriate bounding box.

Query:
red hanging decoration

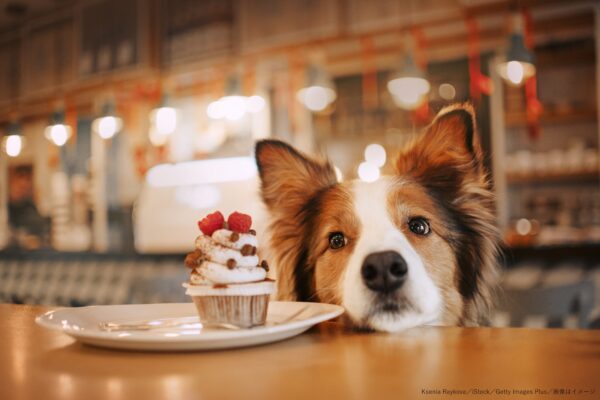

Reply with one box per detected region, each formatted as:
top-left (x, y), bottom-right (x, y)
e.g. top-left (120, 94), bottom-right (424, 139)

top-left (132, 81), bottom-right (161, 104)
top-left (410, 27), bottom-right (431, 124)
top-left (134, 146), bottom-right (148, 178)
top-left (361, 37), bottom-right (378, 110)
top-left (155, 143), bottom-right (169, 164)
top-left (413, 100), bottom-right (430, 123)
top-left (466, 17), bottom-right (493, 103)
top-left (410, 27), bottom-right (427, 70)
top-left (523, 9), bottom-right (542, 140)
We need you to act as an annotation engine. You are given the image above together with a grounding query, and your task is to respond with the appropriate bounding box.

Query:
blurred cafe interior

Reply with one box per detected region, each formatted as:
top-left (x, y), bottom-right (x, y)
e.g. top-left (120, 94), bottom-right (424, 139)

top-left (0, 0), bottom-right (599, 328)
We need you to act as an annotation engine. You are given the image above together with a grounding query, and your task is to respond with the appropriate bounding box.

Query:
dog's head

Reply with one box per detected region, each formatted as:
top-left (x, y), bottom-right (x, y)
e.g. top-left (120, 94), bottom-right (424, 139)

top-left (255, 104), bottom-right (499, 332)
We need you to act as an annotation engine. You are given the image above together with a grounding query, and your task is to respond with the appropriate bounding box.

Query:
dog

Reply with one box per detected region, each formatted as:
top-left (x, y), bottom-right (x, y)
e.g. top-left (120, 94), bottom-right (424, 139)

top-left (254, 104), bottom-right (499, 332)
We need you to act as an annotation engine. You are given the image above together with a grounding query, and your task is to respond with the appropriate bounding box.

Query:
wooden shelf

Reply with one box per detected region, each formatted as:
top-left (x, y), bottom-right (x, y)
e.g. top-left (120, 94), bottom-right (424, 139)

top-left (507, 170), bottom-right (599, 185)
top-left (505, 108), bottom-right (597, 128)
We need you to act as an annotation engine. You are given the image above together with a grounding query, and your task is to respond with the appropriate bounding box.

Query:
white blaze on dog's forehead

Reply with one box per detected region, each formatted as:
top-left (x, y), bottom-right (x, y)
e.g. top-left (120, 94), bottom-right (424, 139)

top-left (341, 177), bottom-right (442, 331)
top-left (350, 178), bottom-right (418, 254)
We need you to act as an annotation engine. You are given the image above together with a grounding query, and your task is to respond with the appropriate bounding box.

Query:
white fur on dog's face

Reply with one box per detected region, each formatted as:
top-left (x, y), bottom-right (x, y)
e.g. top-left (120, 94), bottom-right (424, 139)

top-left (257, 105), bottom-right (499, 331)
top-left (341, 178), bottom-right (442, 332)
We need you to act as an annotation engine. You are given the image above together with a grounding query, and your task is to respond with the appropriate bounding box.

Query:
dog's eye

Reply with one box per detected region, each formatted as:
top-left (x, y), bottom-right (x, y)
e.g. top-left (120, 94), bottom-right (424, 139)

top-left (408, 217), bottom-right (430, 236)
top-left (329, 232), bottom-right (346, 250)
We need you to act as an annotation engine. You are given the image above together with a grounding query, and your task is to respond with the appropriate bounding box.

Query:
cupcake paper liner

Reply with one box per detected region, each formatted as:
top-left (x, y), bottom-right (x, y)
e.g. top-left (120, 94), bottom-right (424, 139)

top-left (192, 294), bottom-right (270, 328)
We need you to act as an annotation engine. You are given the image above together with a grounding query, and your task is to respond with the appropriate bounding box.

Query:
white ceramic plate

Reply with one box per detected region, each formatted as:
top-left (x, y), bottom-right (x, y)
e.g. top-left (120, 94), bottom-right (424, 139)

top-left (36, 302), bottom-right (344, 351)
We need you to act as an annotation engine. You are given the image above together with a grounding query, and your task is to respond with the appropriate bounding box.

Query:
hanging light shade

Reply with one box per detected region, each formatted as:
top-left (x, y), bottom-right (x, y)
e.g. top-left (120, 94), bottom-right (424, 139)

top-left (44, 110), bottom-right (72, 147)
top-left (387, 53), bottom-right (430, 110)
top-left (296, 64), bottom-right (336, 112)
top-left (149, 95), bottom-right (177, 146)
top-left (2, 122), bottom-right (25, 158)
top-left (497, 14), bottom-right (536, 87)
top-left (92, 102), bottom-right (122, 140)
top-left (206, 75), bottom-right (266, 121)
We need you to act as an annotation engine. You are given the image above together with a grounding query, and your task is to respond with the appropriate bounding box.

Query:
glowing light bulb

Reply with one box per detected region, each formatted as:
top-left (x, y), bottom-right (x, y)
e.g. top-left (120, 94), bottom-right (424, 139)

top-left (387, 77), bottom-right (430, 110)
top-left (93, 116), bottom-right (122, 139)
top-left (45, 124), bottom-right (71, 146)
top-left (515, 218), bottom-right (532, 236)
top-left (207, 100), bottom-right (225, 119)
top-left (497, 60), bottom-right (535, 87)
top-left (358, 162), bottom-right (380, 183)
top-left (222, 96), bottom-right (247, 121)
top-left (246, 95), bottom-right (266, 113)
top-left (364, 144), bottom-right (386, 168)
top-left (4, 135), bottom-right (23, 157)
top-left (51, 126), bottom-right (69, 146)
top-left (506, 61), bottom-right (525, 85)
top-left (438, 83), bottom-right (456, 100)
top-left (296, 86), bottom-right (336, 112)
top-left (152, 107), bottom-right (177, 135)
top-left (303, 87), bottom-right (328, 111)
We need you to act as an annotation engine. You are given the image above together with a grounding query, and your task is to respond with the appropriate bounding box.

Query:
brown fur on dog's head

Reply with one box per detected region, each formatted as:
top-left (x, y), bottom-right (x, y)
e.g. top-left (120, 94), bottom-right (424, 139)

top-left (395, 104), bottom-right (499, 324)
top-left (256, 104), bottom-right (499, 331)
top-left (255, 140), bottom-right (338, 301)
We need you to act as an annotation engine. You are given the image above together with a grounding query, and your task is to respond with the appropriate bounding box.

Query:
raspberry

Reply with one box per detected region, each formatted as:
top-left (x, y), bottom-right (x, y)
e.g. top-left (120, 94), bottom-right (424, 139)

top-left (227, 212), bottom-right (252, 233)
top-left (198, 211), bottom-right (225, 236)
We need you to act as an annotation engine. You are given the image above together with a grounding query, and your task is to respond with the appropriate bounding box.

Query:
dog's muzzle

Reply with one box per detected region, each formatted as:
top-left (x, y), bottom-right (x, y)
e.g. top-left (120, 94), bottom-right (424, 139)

top-left (361, 250), bottom-right (408, 294)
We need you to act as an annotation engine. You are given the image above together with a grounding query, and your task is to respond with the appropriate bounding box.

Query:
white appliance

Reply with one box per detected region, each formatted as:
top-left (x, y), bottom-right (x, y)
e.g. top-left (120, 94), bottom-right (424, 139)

top-left (133, 157), bottom-right (267, 253)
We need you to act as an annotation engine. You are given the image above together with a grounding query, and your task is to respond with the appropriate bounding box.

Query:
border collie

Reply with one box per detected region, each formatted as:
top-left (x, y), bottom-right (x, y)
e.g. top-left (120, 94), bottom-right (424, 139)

top-left (255, 104), bottom-right (499, 332)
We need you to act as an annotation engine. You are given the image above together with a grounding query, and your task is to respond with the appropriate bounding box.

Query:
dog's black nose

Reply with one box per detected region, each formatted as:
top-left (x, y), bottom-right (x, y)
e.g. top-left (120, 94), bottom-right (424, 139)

top-left (361, 251), bottom-right (408, 293)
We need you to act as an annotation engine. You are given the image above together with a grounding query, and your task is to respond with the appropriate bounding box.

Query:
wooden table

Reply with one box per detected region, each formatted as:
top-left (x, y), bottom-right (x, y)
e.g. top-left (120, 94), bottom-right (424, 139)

top-left (0, 305), bottom-right (598, 400)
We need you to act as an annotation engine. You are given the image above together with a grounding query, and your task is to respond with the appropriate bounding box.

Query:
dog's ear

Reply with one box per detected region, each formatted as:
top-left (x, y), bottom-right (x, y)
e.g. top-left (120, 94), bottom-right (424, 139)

top-left (255, 140), bottom-right (337, 215)
top-left (396, 104), bottom-right (499, 324)
top-left (255, 140), bottom-right (337, 301)
top-left (396, 103), bottom-right (483, 180)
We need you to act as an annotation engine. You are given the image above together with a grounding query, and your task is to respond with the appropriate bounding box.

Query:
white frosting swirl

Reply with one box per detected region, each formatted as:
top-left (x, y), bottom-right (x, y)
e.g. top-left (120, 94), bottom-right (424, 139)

top-left (191, 229), bottom-right (265, 285)
top-left (190, 261), bottom-right (266, 285)
top-left (211, 229), bottom-right (258, 250)
top-left (195, 236), bottom-right (258, 267)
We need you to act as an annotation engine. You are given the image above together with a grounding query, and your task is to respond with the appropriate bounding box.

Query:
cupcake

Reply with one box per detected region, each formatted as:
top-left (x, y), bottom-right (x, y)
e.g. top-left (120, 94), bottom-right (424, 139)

top-left (183, 211), bottom-right (275, 328)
